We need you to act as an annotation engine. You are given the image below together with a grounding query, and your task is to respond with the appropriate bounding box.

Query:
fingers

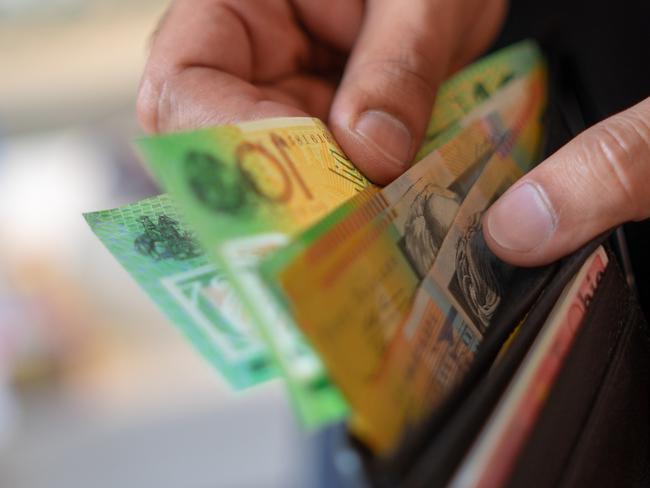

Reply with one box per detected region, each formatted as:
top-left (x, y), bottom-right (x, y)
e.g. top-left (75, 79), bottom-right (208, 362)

top-left (484, 96), bottom-right (650, 266)
top-left (329, 0), bottom-right (506, 184)
top-left (449, 0), bottom-right (507, 72)
top-left (329, 0), bottom-right (451, 184)
top-left (291, 0), bottom-right (363, 52)
top-left (138, 0), bottom-right (304, 132)
top-left (137, 0), bottom-right (362, 133)
top-left (138, 66), bottom-right (333, 132)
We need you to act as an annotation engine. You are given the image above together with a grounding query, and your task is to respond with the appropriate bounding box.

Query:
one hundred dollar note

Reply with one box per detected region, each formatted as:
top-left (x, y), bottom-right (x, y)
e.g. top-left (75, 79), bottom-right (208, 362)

top-left (260, 59), bottom-right (547, 453)
top-left (84, 194), bottom-right (276, 389)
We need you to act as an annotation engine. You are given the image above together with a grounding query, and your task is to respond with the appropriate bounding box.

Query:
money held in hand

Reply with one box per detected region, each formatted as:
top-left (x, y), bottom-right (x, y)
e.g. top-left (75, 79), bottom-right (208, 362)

top-left (86, 41), bottom-right (548, 452)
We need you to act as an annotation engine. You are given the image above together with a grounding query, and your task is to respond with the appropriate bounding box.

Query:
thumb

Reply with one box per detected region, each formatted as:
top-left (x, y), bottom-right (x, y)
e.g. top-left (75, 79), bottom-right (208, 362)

top-left (484, 96), bottom-right (650, 266)
top-left (330, 0), bottom-right (505, 185)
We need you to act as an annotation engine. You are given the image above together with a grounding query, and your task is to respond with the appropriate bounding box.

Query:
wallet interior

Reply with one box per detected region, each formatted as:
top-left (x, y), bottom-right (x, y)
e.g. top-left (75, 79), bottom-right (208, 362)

top-left (328, 47), bottom-right (650, 488)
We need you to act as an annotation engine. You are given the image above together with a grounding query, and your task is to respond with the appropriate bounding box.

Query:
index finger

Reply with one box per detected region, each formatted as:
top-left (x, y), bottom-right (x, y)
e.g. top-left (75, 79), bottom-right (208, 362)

top-left (138, 0), bottom-right (368, 133)
top-left (137, 0), bottom-right (312, 132)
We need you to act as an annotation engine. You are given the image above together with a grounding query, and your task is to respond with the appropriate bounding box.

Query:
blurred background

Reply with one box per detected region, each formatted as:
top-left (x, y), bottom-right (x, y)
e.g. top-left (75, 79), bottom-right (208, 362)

top-left (0, 1), bottom-right (327, 486)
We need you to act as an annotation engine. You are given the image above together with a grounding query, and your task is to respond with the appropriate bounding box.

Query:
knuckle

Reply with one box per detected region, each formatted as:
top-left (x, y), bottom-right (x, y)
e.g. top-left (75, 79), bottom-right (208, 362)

top-left (581, 113), bottom-right (650, 219)
top-left (150, 4), bottom-right (172, 47)
top-left (136, 74), bottom-right (166, 134)
top-left (357, 46), bottom-right (438, 104)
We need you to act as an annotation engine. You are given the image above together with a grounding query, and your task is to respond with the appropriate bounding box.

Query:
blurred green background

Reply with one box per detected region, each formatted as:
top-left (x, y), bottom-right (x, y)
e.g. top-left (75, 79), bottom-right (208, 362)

top-left (0, 1), bottom-right (323, 486)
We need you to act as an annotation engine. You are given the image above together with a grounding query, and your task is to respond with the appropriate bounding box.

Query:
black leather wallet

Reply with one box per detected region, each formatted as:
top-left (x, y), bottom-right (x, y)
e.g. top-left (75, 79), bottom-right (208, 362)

top-left (321, 47), bottom-right (650, 488)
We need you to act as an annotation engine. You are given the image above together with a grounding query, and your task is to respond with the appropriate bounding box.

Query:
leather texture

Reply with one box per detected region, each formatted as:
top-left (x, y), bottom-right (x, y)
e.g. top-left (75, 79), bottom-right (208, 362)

top-left (507, 255), bottom-right (650, 487)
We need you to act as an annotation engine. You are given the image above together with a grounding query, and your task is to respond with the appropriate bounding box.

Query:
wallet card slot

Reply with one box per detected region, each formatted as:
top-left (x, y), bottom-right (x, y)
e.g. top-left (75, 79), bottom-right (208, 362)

top-left (557, 302), bottom-right (650, 488)
top-left (505, 245), bottom-right (633, 487)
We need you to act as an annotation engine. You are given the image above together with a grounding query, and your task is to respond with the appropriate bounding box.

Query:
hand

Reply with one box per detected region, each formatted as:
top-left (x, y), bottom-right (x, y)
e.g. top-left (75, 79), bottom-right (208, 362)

top-left (484, 97), bottom-right (650, 266)
top-left (137, 0), bottom-right (506, 184)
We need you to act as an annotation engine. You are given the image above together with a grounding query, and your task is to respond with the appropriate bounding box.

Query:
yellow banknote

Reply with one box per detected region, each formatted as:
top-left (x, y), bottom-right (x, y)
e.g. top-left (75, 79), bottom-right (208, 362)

top-left (262, 65), bottom-right (547, 453)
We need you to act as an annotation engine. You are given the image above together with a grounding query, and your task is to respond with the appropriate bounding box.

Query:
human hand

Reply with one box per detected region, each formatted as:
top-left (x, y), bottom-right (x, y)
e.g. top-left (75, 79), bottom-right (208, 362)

top-left (137, 0), bottom-right (506, 184)
top-left (484, 97), bottom-right (650, 266)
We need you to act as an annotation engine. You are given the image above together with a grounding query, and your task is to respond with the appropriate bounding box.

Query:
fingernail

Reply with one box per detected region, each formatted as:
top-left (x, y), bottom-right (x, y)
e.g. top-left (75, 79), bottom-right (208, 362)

top-left (353, 110), bottom-right (412, 168)
top-left (486, 182), bottom-right (556, 253)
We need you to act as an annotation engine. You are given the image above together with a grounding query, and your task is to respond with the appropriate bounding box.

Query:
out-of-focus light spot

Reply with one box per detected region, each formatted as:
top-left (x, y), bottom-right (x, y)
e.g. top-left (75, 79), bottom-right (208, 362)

top-left (0, 130), bottom-right (113, 264)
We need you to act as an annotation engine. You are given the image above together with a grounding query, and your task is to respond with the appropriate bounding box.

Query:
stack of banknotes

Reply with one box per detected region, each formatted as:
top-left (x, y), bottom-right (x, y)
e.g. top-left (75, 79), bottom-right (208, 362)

top-left (85, 41), bottom-right (547, 455)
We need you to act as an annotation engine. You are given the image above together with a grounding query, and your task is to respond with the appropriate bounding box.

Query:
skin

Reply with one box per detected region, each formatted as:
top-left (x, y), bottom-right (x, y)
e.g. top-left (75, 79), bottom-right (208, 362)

top-left (138, 0), bottom-right (650, 267)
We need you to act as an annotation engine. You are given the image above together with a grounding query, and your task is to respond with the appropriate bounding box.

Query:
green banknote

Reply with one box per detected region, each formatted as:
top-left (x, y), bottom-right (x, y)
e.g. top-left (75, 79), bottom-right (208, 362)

top-left (84, 194), bottom-right (276, 389)
top-left (138, 118), bottom-right (357, 428)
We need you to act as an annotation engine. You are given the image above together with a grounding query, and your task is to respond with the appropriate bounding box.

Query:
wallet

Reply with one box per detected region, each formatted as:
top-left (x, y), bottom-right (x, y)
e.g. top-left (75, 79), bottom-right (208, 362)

top-left (318, 46), bottom-right (650, 488)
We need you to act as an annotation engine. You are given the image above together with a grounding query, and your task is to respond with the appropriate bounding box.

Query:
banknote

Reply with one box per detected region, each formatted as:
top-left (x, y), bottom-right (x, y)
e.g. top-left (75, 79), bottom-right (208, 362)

top-left (137, 118), bottom-right (362, 426)
top-left (419, 40), bottom-right (543, 159)
top-left (260, 64), bottom-right (547, 453)
top-left (428, 152), bottom-right (534, 334)
top-left (84, 195), bottom-right (276, 389)
top-left (135, 42), bottom-right (546, 428)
